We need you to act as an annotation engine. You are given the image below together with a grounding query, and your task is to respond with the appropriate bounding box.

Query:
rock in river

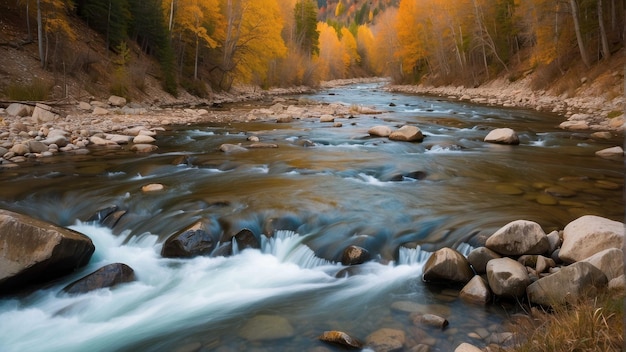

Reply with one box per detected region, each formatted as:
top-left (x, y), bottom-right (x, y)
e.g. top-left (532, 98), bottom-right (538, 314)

top-left (484, 128), bottom-right (519, 145)
top-left (62, 263), bottom-right (136, 295)
top-left (0, 209), bottom-right (95, 293)
top-left (161, 221), bottom-right (216, 258)
top-left (422, 247), bottom-right (474, 284)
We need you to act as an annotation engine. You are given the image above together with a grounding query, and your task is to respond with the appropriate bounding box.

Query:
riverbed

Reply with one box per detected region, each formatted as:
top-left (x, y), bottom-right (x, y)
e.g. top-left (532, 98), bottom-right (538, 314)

top-left (0, 82), bottom-right (623, 351)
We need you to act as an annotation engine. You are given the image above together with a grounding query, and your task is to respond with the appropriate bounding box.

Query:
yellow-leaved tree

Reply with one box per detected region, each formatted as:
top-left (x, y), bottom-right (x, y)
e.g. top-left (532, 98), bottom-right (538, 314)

top-left (395, 0), bottom-right (431, 82)
top-left (356, 24), bottom-right (376, 74)
top-left (316, 22), bottom-right (342, 80)
top-left (340, 27), bottom-right (360, 75)
top-left (164, 0), bottom-right (224, 80)
top-left (35, 0), bottom-right (76, 68)
top-left (219, 0), bottom-right (288, 89)
top-left (370, 7), bottom-right (401, 79)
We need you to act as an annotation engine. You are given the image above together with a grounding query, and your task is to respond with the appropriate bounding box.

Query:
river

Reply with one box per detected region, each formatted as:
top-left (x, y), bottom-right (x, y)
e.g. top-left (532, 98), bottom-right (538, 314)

top-left (0, 82), bottom-right (623, 351)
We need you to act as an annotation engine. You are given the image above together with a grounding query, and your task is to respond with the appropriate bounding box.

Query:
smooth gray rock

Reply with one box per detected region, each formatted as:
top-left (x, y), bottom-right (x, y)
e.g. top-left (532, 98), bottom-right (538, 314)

top-left (559, 215), bottom-right (624, 263)
top-left (526, 261), bottom-right (608, 306)
top-left (467, 247), bottom-right (501, 274)
top-left (485, 220), bottom-right (549, 256)
top-left (580, 248), bottom-right (624, 281)
top-left (486, 257), bottom-right (530, 298)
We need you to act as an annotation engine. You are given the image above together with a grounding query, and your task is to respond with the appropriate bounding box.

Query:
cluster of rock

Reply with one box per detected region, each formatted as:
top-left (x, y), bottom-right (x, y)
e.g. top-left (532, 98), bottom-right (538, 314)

top-left (0, 96), bottom-right (164, 166)
top-left (368, 124), bottom-right (424, 142)
top-left (0, 209), bottom-right (138, 295)
top-left (419, 215), bottom-right (624, 350)
top-left (386, 80), bottom-right (625, 132)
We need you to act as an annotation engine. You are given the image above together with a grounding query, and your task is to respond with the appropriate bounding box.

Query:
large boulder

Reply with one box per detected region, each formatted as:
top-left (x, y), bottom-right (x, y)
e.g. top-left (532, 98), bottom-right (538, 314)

top-left (62, 263), bottom-right (135, 295)
top-left (422, 247), bottom-right (474, 284)
top-left (526, 262), bottom-right (608, 306)
top-left (559, 215), bottom-right (624, 264)
top-left (161, 221), bottom-right (216, 258)
top-left (368, 125), bottom-right (392, 137)
top-left (0, 209), bottom-right (95, 293)
top-left (389, 125), bottom-right (424, 142)
top-left (484, 128), bottom-right (519, 145)
top-left (485, 220), bottom-right (549, 256)
top-left (580, 248), bottom-right (624, 281)
top-left (486, 257), bottom-right (530, 298)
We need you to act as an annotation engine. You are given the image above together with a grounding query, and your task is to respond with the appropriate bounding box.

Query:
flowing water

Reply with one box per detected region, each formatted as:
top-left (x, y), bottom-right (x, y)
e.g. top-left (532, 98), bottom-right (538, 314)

top-left (0, 82), bottom-right (623, 351)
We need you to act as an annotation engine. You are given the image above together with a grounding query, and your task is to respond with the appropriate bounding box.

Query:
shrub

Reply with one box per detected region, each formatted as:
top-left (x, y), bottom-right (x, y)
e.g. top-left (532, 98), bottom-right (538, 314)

top-left (511, 294), bottom-right (623, 352)
top-left (5, 80), bottom-right (52, 101)
top-left (181, 78), bottom-right (209, 98)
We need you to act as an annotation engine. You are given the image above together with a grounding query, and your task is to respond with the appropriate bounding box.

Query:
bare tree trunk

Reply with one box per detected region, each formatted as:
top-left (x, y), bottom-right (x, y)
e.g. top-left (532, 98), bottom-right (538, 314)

top-left (169, 0), bottom-right (175, 31)
top-left (194, 35), bottom-right (199, 80)
top-left (598, 0), bottom-right (611, 59)
top-left (37, 0), bottom-right (44, 67)
top-left (570, 0), bottom-right (591, 67)
top-left (26, 0), bottom-right (32, 42)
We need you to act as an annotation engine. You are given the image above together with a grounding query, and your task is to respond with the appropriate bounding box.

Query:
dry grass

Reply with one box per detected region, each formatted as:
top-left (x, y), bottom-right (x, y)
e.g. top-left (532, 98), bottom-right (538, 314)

top-left (509, 294), bottom-right (624, 352)
top-left (5, 79), bottom-right (52, 101)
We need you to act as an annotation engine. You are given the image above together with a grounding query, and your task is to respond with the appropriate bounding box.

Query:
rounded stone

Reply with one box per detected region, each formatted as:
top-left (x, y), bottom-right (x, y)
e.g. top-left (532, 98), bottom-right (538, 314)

top-left (422, 247), bottom-right (474, 284)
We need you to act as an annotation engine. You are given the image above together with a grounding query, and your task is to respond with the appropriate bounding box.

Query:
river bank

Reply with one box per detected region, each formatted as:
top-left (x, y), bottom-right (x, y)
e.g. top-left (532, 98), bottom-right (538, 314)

top-left (1, 75), bottom-right (624, 167)
top-left (386, 76), bottom-right (625, 133)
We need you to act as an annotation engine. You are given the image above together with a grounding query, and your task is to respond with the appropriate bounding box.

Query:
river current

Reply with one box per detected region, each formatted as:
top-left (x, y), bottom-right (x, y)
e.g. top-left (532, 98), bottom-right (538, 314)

top-left (0, 82), bottom-right (623, 351)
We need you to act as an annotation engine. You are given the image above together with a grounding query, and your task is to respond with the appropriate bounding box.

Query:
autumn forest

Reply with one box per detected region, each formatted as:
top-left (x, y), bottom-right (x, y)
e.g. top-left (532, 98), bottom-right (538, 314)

top-left (21, 0), bottom-right (626, 97)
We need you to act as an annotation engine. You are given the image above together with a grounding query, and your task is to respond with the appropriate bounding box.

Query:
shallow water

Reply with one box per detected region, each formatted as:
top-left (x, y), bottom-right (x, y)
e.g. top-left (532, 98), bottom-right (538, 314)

top-left (0, 82), bottom-right (623, 351)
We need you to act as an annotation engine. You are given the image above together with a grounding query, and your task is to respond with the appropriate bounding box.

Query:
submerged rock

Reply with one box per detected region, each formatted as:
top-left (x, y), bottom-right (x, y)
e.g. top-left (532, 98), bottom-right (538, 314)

top-left (365, 328), bottom-right (405, 352)
top-left (0, 209), bottom-right (95, 293)
top-left (62, 263), bottom-right (135, 294)
top-left (238, 315), bottom-right (294, 341)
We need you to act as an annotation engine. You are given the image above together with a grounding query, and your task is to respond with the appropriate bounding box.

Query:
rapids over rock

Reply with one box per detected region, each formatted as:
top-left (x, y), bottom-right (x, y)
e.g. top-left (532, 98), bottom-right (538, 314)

top-left (0, 82), bottom-right (623, 351)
